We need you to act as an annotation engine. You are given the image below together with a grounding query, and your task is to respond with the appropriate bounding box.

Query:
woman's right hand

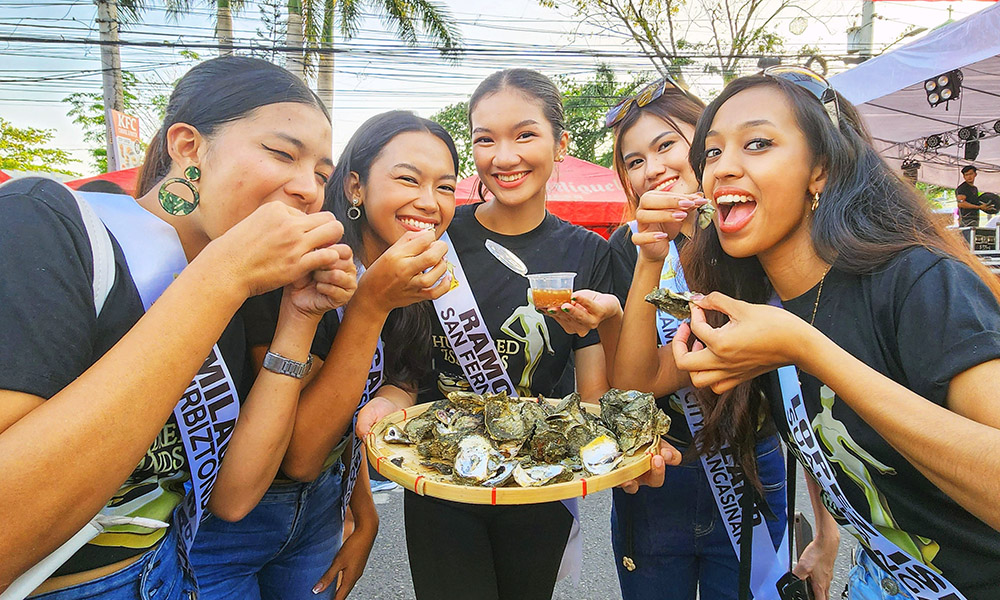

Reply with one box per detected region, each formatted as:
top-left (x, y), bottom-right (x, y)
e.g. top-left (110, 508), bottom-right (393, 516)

top-left (205, 201), bottom-right (346, 299)
top-left (357, 230), bottom-right (453, 314)
top-left (632, 191), bottom-right (707, 261)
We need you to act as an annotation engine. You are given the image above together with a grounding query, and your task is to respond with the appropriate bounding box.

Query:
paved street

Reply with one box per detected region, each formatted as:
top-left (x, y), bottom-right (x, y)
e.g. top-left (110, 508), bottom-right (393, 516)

top-left (351, 469), bottom-right (856, 599)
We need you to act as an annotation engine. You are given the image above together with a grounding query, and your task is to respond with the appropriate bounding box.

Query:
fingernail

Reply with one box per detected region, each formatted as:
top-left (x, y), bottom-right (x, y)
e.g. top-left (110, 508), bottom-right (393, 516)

top-left (672, 211), bottom-right (688, 220)
top-left (312, 585), bottom-right (323, 594)
top-left (570, 296), bottom-right (577, 302)
top-left (678, 199), bottom-right (695, 209)
top-left (653, 233), bottom-right (671, 240)
top-left (561, 307), bottom-right (570, 313)
top-left (547, 308), bottom-right (556, 314)
top-left (690, 293), bottom-right (705, 301)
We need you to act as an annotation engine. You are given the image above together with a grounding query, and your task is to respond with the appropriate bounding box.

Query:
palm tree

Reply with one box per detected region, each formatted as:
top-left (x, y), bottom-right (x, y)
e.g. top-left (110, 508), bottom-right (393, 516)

top-left (309, 0), bottom-right (462, 111)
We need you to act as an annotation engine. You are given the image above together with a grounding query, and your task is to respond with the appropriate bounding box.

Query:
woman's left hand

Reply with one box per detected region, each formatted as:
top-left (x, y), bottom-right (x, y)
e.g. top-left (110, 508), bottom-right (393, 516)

top-left (311, 518), bottom-right (378, 600)
top-left (671, 292), bottom-right (811, 394)
top-left (284, 244), bottom-right (357, 318)
top-left (792, 533), bottom-right (840, 600)
top-left (543, 290), bottom-right (622, 337)
top-left (616, 439), bottom-right (682, 494)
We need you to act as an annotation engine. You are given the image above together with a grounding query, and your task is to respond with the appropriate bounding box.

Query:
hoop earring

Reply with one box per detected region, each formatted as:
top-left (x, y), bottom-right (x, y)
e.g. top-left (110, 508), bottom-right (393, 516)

top-left (811, 191), bottom-right (821, 212)
top-left (347, 197), bottom-right (362, 221)
top-left (159, 165), bottom-right (201, 216)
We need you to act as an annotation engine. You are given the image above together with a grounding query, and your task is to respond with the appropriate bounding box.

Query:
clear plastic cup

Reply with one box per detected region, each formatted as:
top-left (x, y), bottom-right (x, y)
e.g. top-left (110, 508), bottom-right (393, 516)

top-left (527, 272), bottom-right (576, 310)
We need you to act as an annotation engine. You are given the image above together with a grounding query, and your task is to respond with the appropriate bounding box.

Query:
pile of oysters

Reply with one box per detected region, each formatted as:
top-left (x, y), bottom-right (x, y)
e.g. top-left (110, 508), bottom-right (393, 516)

top-left (382, 389), bottom-right (671, 488)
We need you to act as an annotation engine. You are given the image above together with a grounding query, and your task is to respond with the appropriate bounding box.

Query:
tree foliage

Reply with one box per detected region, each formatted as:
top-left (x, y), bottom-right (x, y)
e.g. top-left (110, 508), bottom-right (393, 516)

top-left (0, 117), bottom-right (80, 176)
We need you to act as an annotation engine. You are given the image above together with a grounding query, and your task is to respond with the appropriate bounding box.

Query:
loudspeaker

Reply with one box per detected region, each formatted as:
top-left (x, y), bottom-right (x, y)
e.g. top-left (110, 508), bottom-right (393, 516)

top-left (965, 140), bottom-right (980, 160)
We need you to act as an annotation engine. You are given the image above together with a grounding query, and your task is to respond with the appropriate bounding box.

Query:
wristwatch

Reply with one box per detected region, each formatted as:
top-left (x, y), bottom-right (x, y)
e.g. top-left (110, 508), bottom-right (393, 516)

top-left (262, 350), bottom-right (313, 379)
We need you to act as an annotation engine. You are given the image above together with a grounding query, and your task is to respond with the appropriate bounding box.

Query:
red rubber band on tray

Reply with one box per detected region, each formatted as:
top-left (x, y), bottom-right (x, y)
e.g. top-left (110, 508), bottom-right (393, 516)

top-left (414, 475), bottom-right (424, 494)
top-left (376, 455), bottom-right (385, 474)
top-left (491, 487), bottom-right (497, 505)
top-left (402, 408), bottom-right (408, 420)
top-left (581, 478), bottom-right (588, 498)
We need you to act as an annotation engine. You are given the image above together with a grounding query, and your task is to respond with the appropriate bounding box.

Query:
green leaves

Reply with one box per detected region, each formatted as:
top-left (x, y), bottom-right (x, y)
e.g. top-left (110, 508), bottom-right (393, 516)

top-left (0, 117), bottom-right (80, 176)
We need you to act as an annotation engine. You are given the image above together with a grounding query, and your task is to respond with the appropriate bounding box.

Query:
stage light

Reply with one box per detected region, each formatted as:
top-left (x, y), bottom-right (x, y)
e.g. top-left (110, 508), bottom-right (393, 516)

top-left (958, 126), bottom-right (979, 141)
top-left (924, 134), bottom-right (943, 149)
top-left (924, 69), bottom-right (962, 108)
top-left (993, 120), bottom-right (1000, 134)
top-left (966, 140), bottom-right (980, 161)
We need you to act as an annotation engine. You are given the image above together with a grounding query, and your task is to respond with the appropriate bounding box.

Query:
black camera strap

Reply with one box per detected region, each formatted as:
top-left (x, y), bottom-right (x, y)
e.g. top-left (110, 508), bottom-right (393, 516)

top-left (787, 447), bottom-right (797, 569)
top-left (737, 475), bottom-right (756, 600)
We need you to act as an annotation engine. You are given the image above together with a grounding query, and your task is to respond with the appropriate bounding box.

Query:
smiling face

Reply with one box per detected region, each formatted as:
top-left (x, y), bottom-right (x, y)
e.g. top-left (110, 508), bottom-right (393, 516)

top-left (701, 86), bottom-right (825, 260)
top-left (192, 102), bottom-right (333, 239)
top-left (619, 112), bottom-right (699, 198)
top-left (355, 130), bottom-right (457, 256)
top-left (469, 87), bottom-right (568, 208)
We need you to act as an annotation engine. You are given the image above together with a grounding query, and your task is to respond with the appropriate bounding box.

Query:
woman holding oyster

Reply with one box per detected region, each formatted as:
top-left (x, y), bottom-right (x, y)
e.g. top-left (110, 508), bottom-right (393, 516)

top-left (674, 68), bottom-right (1000, 599)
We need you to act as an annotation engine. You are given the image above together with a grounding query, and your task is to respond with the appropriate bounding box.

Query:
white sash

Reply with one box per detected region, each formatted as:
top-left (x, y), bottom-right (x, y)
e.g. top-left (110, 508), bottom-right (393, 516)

top-left (432, 232), bottom-right (581, 582)
top-left (777, 366), bottom-right (967, 600)
top-left (83, 192), bottom-right (240, 552)
top-left (630, 221), bottom-right (790, 596)
top-left (337, 264), bottom-right (385, 519)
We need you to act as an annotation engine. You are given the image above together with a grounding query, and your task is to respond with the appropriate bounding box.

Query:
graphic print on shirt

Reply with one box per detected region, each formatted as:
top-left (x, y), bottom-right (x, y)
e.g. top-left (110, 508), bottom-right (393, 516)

top-left (813, 385), bottom-right (942, 571)
top-left (501, 289), bottom-right (554, 396)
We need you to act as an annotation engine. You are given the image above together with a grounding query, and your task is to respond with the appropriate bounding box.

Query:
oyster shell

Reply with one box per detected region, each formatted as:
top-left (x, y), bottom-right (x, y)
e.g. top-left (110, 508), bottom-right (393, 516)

top-left (447, 391), bottom-right (487, 413)
top-left (599, 389), bottom-right (671, 455)
top-left (580, 434), bottom-right (623, 475)
top-left (485, 399), bottom-right (534, 443)
top-left (383, 424), bottom-right (410, 444)
top-left (645, 288), bottom-right (698, 320)
top-left (697, 202), bottom-right (716, 230)
top-left (512, 463), bottom-right (572, 487)
top-left (453, 435), bottom-right (495, 484)
top-left (482, 460), bottom-right (518, 487)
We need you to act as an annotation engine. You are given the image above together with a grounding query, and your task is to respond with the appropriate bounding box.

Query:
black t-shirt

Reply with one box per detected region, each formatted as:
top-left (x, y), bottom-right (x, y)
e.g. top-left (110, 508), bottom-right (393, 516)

top-left (780, 248), bottom-right (1000, 598)
top-left (608, 224), bottom-right (693, 445)
top-left (418, 204), bottom-right (612, 402)
top-left (957, 181), bottom-right (981, 227)
top-left (0, 178), bottom-right (251, 573)
top-left (242, 289), bottom-right (341, 360)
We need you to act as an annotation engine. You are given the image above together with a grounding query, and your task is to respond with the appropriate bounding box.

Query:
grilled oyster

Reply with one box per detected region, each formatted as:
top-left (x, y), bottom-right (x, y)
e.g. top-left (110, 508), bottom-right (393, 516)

top-left (580, 434), bottom-right (623, 475)
top-left (512, 462), bottom-right (573, 487)
top-left (599, 389), bottom-right (672, 455)
top-left (447, 391), bottom-right (487, 413)
top-left (645, 288), bottom-right (698, 320)
top-left (485, 399), bottom-right (534, 444)
top-left (697, 202), bottom-right (716, 230)
top-left (453, 435), bottom-right (496, 484)
top-left (482, 460), bottom-right (518, 487)
top-left (383, 424), bottom-right (409, 444)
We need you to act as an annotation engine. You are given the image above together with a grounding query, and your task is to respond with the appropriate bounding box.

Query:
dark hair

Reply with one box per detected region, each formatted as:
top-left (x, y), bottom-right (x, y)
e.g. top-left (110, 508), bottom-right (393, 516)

top-left (468, 69), bottom-right (564, 200)
top-left (325, 110), bottom-right (459, 391)
top-left (77, 180), bottom-right (127, 195)
top-left (610, 87), bottom-right (705, 221)
top-left (962, 165), bottom-right (977, 174)
top-left (135, 56), bottom-right (328, 197)
top-left (682, 73), bottom-right (1000, 489)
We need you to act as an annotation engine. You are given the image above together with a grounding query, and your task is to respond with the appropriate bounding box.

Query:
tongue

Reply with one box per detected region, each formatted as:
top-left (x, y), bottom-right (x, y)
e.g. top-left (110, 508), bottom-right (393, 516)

top-left (724, 201), bottom-right (756, 225)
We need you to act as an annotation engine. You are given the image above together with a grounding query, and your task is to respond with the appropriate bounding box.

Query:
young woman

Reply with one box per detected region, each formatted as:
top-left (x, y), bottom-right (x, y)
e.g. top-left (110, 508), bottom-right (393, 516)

top-left (190, 111), bottom-right (459, 600)
top-left (0, 56), bottom-right (353, 598)
top-left (599, 79), bottom-right (807, 600)
top-left (673, 68), bottom-right (1000, 600)
top-left (380, 68), bottom-right (613, 600)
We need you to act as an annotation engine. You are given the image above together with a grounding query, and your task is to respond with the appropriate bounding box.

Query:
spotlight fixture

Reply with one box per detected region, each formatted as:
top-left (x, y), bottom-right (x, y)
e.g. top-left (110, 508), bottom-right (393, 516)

top-left (958, 126), bottom-right (980, 141)
top-left (924, 134), bottom-right (943, 149)
top-left (966, 140), bottom-right (981, 161)
top-left (924, 70), bottom-right (962, 108)
top-left (994, 120), bottom-right (1000, 134)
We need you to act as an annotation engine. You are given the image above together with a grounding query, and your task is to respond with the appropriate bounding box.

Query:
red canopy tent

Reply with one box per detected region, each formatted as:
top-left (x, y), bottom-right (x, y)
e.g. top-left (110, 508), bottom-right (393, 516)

top-left (66, 167), bottom-right (140, 196)
top-left (0, 170), bottom-right (10, 183)
top-left (454, 156), bottom-right (628, 238)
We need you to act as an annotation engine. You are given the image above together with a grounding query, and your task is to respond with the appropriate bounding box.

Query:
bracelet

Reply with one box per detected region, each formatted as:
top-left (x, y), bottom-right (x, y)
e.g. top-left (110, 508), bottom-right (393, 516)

top-left (261, 350), bottom-right (313, 379)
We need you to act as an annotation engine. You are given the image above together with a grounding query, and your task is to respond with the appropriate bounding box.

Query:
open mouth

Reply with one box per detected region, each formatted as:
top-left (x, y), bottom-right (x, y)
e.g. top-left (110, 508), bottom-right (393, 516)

top-left (398, 217), bottom-right (437, 232)
top-left (715, 194), bottom-right (757, 233)
top-left (493, 172), bottom-right (529, 188)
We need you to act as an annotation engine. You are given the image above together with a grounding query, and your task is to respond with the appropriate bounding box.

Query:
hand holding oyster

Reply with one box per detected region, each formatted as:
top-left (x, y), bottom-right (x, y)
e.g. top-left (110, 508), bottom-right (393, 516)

top-left (645, 288), bottom-right (701, 320)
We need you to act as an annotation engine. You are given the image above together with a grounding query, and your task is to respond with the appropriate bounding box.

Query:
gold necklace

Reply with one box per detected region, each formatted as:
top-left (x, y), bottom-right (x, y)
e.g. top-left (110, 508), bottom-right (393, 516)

top-left (809, 268), bottom-right (831, 326)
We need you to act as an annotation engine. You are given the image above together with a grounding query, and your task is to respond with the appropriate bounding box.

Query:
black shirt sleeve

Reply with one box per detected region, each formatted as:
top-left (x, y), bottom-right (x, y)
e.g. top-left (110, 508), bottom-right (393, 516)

top-left (573, 233), bottom-right (613, 350)
top-left (891, 251), bottom-right (1000, 404)
top-left (239, 288), bottom-right (342, 361)
top-left (608, 225), bottom-right (637, 306)
top-left (0, 181), bottom-right (101, 399)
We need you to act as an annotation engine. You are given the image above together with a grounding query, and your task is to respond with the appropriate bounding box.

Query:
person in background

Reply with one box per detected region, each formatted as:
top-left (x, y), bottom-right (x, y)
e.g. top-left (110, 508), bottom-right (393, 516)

top-left (956, 165), bottom-right (990, 227)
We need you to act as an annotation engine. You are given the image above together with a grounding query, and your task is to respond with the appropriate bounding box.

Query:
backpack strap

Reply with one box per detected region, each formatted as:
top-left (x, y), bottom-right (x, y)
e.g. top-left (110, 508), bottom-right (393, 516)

top-left (64, 185), bottom-right (116, 317)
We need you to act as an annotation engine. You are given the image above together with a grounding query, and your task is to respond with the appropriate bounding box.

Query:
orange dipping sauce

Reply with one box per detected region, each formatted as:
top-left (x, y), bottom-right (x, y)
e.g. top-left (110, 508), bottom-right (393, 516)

top-left (533, 288), bottom-right (572, 309)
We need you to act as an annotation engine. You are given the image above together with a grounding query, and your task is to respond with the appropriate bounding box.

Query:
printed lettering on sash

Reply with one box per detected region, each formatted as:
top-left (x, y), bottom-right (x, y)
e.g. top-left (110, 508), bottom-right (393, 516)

top-left (635, 222), bottom-right (790, 596)
top-left (777, 367), bottom-right (967, 600)
top-left (432, 233), bottom-right (515, 395)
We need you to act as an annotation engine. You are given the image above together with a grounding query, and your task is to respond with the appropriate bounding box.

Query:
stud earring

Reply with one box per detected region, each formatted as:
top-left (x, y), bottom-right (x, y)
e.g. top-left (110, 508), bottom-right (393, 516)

top-left (811, 191), bottom-right (821, 212)
top-left (347, 196), bottom-right (362, 221)
top-left (159, 165), bottom-right (201, 216)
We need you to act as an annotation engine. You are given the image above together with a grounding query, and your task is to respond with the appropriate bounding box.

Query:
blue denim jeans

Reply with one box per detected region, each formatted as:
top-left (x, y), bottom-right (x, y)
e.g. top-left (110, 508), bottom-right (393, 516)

top-left (846, 546), bottom-right (915, 600)
top-left (611, 435), bottom-right (787, 600)
top-left (188, 463), bottom-right (344, 600)
top-left (32, 525), bottom-right (196, 600)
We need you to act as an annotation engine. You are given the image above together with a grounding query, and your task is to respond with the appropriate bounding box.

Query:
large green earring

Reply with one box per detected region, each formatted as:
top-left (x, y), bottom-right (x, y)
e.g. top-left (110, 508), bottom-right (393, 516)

top-left (159, 165), bottom-right (201, 216)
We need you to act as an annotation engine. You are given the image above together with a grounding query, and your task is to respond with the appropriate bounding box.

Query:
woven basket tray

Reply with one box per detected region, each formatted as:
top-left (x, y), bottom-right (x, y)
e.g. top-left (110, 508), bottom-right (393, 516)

top-left (365, 398), bottom-right (655, 505)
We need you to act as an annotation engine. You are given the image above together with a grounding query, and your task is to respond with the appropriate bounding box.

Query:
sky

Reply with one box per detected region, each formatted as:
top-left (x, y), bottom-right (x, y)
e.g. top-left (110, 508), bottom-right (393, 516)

top-left (0, 0), bottom-right (995, 174)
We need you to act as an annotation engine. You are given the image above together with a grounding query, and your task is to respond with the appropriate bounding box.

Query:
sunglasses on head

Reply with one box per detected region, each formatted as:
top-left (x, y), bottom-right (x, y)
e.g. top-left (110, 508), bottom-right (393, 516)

top-left (762, 65), bottom-right (840, 128)
top-left (604, 75), bottom-right (699, 129)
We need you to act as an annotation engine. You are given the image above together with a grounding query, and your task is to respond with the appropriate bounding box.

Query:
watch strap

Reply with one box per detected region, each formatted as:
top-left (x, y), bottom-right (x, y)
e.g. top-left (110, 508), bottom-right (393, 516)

top-left (262, 350), bottom-right (313, 379)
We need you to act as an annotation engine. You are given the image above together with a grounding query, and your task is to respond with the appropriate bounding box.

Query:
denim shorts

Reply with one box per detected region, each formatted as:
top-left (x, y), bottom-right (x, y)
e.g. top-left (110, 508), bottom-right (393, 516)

top-left (188, 462), bottom-right (344, 600)
top-left (846, 546), bottom-right (915, 600)
top-left (31, 525), bottom-right (196, 600)
top-left (611, 434), bottom-right (787, 600)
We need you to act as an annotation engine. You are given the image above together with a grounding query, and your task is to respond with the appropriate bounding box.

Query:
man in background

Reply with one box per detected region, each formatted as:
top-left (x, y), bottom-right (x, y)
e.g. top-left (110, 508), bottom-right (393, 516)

top-left (957, 165), bottom-right (991, 227)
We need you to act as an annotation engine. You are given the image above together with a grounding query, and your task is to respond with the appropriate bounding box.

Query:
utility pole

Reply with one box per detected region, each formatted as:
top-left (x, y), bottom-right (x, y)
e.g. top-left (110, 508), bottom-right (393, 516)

top-left (860, 0), bottom-right (874, 60)
top-left (96, 0), bottom-right (124, 172)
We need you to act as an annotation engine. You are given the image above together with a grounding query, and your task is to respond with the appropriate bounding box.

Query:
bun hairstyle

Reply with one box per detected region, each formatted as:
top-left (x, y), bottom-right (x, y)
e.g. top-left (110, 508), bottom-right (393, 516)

top-left (468, 69), bottom-right (565, 201)
top-left (135, 56), bottom-right (329, 197)
top-left (324, 110), bottom-right (460, 391)
top-left (681, 73), bottom-right (1000, 490)
top-left (609, 88), bottom-right (705, 220)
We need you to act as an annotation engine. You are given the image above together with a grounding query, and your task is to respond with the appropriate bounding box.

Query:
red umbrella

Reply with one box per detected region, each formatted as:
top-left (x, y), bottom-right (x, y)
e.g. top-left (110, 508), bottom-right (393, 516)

top-left (66, 167), bottom-right (140, 196)
top-left (454, 156), bottom-right (627, 237)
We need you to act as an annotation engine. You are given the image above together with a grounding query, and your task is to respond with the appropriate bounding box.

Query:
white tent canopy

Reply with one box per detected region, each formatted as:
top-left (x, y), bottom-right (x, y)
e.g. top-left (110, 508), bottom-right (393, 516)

top-left (830, 3), bottom-right (1000, 191)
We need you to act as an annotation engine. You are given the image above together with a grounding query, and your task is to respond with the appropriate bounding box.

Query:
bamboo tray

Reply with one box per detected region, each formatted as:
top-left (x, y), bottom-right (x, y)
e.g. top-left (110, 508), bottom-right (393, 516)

top-left (365, 398), bottom-right (656, 505)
